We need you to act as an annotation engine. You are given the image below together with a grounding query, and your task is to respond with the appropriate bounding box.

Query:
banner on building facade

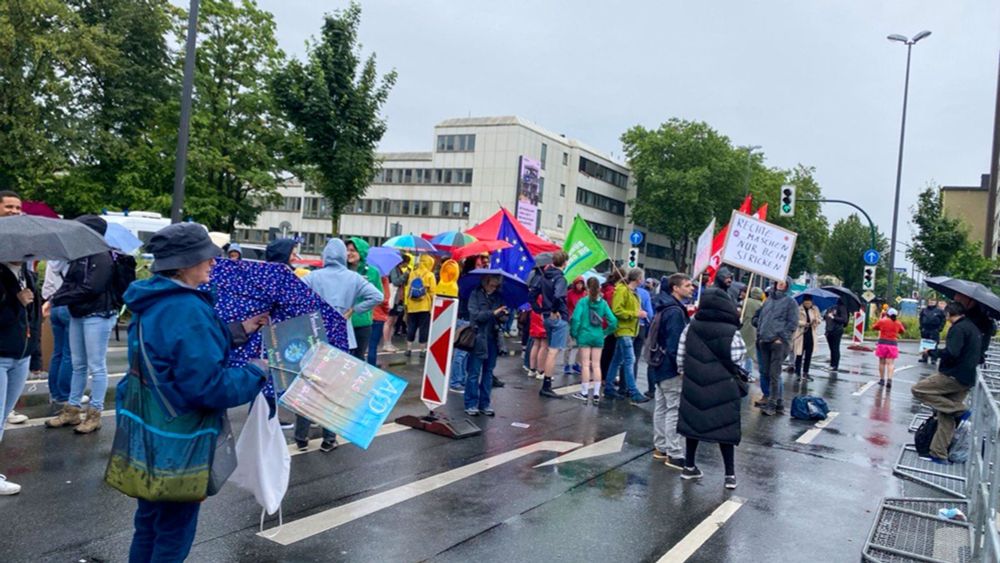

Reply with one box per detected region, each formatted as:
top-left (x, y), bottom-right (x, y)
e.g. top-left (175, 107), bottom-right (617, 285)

top-left (516, 156), bottom-right (541, 233)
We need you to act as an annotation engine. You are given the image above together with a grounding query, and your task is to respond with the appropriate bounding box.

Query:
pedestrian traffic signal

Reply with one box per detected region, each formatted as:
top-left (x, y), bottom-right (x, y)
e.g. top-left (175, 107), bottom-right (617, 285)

top-left (862, 265), bottom-right (876, 291)
top-left (628, 247), bottom-right (639, 268)
top-left (779, 184), bottom-right (796, 217)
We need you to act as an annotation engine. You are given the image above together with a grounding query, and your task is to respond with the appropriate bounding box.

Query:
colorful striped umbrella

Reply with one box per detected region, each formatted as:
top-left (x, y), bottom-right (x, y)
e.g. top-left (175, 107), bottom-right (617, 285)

top-left (383, 234), bottom-right (437, 253)
top-left (429, 230), bottom-right (476, 250)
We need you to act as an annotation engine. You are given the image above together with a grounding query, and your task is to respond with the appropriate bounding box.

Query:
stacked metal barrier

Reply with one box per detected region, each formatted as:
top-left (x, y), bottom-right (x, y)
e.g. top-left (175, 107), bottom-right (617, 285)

top-left (863, 340), bottom-right (1000, 562)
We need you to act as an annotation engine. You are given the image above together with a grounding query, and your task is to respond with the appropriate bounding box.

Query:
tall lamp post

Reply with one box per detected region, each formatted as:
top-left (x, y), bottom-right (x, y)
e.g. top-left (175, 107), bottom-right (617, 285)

top-left (170, 0), bottom-right (201, 223)
top-left (885, 30), bottom-right (931, 300)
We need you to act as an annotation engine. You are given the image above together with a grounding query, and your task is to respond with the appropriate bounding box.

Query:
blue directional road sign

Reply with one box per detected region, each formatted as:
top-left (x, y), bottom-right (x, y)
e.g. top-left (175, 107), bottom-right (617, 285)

top-left (863, 249), bottom-right (880, 266)
top-left (629, 231), bottom-right (644, 245)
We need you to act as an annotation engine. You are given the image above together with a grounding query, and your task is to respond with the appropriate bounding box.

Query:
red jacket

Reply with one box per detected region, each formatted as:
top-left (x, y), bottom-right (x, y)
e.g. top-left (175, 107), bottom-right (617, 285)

top-left (567, 276), bottom-right (587, 318)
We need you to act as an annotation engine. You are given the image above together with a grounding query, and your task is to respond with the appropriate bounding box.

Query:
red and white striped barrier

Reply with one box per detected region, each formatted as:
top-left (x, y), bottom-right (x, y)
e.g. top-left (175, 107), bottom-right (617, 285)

top-left (419, 297), bottom-right (458, 411)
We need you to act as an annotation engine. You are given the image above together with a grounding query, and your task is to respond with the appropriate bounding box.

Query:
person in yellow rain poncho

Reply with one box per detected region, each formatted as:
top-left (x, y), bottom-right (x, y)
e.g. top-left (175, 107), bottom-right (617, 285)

top-left (437, 259), bottom-right (460, 298)
top-left (404, 254), bottom-right (437, 357)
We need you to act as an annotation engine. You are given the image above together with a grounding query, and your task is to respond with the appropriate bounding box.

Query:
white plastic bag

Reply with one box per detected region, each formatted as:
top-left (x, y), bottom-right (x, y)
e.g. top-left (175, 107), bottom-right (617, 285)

top-left (229, 393), bottom-right (291, 516)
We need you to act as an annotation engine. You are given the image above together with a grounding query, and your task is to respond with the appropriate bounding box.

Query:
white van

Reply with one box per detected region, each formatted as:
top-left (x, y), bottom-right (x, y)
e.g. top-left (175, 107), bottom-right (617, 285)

top-left (101, 211), bottom-right (172, 246)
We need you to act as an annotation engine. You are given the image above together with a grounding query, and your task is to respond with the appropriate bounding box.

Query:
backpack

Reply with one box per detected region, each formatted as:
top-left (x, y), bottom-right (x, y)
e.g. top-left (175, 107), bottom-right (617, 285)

top-left (914, 415), bottom-right (938, 458)
top-left (643, 309), bottom-right (667, 368)
top-left (790, 396), bottom-right (830, 420)
top-left (110, 251), bottom-right (137, 307)
top-left (409, 276), bottom-right (427, 300)
top-left (528, 271), bottom-right (545, 314)
top-left (588, 300), bottom-right (604, 327)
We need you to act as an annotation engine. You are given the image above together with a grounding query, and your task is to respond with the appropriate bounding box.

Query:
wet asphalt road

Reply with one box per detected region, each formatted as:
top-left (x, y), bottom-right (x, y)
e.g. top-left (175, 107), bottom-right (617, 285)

top-left (2, 340), bottom-right (946, 562)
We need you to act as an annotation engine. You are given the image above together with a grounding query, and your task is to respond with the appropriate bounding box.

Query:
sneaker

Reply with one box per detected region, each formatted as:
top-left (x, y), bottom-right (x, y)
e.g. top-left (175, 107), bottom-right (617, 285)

top-left (681, 466), bottom-right (704, 480)
top-left (761, 408), bottom-right (777, 417)
top-left (603, 390), bottom-right (621, 400)
top-left (45, 404), bottom-right (83, 428)
top-left (956, 410), bottom-right (972, 424)
top-left (753, 398), bottom-right (769, 408)
top-left (296, 440), bottom-right (309, 452)
top-left (589, 395), bottom-right (600, 406)
top-left (563, 365), bottom-right (574, 375)
top-left (571, 392), bottom-right (589, 402)
top-left (449, 386), bottom-right (465, 394)
top-left (382, 345), bottom-right (400, 353)
top-left (320, 439), bottom-right (338, 453)
top-left (652, 449), bottom-right (668, 460)
top-left (724, 476), bottom-right (738, 489)
top-left (479, 408), bottom-right (495, 417)
top-left (419, 350), bottom-right (427, 359)
top-left (775, 404), bottom-right (786, 414)
top-left (492, 377), bottom-right (505, 388)
top-left (539, 388), bottom-right (561, 399)
top-left (886, 380), bottom-right (893, 389)
top-left (572, 363), bottom-right (582, 374)
top-left (0, 474), bottom-right (20, 496)
top-left (522, 365), bottom-right (531, 374)
top-left (630, 394), bottom-right (651, 405)
top-left (878, 378), bottom-right (885, 386)
top-left (800, 375), bottom-right (814, 382)
top-left (80, 394), bottom-right (90, 404)
top-left (527, 369), bottom-right (538, 379)
top-left (74, 407), bottom-right (102, 434)
top-left (6, 411), bottom-right (27, 425)
top-left (280, 422), bottom-right (294, 430)
top-left (665, 456), bottom-right (686, 470)
top-left (644, 390), bottom-right (655, 399)
top-left (465, 408), bottom-right (479, 416)
top-left (919, 455), bottom-right (950, 465)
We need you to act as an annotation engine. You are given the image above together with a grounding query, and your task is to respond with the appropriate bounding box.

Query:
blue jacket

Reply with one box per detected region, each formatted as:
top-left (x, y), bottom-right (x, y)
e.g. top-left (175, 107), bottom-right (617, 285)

top-left (303, 239), bottom-right (383, 350)
top-left (649, 292), bottom-right (689, 384)
top-left (122, 275), bottom-right (266, 414)
top-left (637, 286), bottom-right (654, 328)
top-left (467, 286), bottom-right (502, 359)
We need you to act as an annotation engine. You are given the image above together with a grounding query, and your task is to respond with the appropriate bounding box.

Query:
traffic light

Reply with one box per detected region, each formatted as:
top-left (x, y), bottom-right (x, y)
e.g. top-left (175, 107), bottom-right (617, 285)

top-left (779, 184), bottom-right (796, 217)
top-left (627, 247), bottom-right (639, 268)
top-left (862, 266), bottom-right (876, 291)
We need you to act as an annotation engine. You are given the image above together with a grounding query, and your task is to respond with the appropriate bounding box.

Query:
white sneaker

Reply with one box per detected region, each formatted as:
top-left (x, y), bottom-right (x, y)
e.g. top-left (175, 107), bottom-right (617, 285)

top-left (0, 474), bottom-right (21, 495)
top-left (81, 394), bottom-right (91, 405)
top-left (6, 411), bottom-right (28, 425)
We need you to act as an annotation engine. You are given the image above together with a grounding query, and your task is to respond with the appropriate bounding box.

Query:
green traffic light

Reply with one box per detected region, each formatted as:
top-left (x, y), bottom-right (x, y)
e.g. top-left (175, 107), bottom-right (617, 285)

top-left (782, 204), bottom-right (791, 212)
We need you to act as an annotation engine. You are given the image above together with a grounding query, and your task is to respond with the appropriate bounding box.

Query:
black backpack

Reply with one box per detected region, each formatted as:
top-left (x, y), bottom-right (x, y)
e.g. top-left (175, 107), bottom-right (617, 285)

top-left (110, 251), bottom-right (137, 308)
top-left (643, 309), bottom-right (667, 368)
top-left (528, 271), bottom-right (545, 314)
top-left (914, 415), bottom-right (938, 458)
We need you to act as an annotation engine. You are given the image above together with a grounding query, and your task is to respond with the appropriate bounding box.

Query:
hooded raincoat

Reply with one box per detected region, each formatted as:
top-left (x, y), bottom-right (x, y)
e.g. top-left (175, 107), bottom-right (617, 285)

top-left (437, 259), bottom-right (460, 298)
top-left (404, 255), bottom-right (437, 313)
top-left (304, 239), bottom-right (383, 350)
top-left (347, 237), bottom-right (383, 329)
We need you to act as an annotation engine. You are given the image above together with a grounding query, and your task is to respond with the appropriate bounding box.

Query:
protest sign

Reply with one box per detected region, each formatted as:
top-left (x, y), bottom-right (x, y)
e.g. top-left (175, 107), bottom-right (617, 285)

top-left (720, 211), bottom-right (798, 281)
top-left (263, 312), bottom-right (328, 394)
top-left (691, 218), bottom-right (716, 278)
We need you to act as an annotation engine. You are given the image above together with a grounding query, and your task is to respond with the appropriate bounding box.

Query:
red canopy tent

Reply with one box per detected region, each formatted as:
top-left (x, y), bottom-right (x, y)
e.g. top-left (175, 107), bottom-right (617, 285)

top-left (466, 207), bottom-right (561, 256)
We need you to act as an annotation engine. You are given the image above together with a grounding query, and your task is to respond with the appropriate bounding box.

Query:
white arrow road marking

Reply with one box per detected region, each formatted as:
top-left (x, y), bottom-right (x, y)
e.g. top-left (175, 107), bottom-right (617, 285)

top-left (795, 412), bottom-right (840, 444)
top-left (534, 432), bottom-right (626, 467)
top-left (262, 440), bottom-right (582, 545)
top-left (657, 498), bottom-right (745, 562)
top-left (288, 422), bottom-right (411, 457)
top-left (852, 381), bottom-right (876, 396)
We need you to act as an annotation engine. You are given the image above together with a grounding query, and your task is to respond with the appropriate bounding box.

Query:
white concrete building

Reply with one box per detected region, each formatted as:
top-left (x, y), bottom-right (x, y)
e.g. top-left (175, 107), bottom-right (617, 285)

top-left (234, 116), bottom-right (680, 277)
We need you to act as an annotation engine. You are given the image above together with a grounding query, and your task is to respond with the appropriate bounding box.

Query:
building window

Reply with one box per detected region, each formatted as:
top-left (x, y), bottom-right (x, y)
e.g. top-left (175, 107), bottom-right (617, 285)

top-left (645, 243), bottom-right (670, 259)
top-left (436, 134), bottom-right (476, 153)
top-left (373, 168), bottom-right (472, 186)
top-left (557, 214), bottom-right (564, 228)
top-left (562, 152), bottom-right (569, 166)
top-left (575, 187), bottom-right (626, 216)
top-left (579, 156), bottom-right (629, 189)
top-left (540, 143), bottom-right (547, 170)
top-left (538, 177), bottom-right (544, 203)
top-left (345, 199), bottom-right (471, 219)
top-left (559, 184), bottom-right (565, 197)
top-left (586, 220), bottom-right (618, 242)
top-left (270, 196), bottom-right (301, 212)
top-left (303, 197), bottom-right (331, 219)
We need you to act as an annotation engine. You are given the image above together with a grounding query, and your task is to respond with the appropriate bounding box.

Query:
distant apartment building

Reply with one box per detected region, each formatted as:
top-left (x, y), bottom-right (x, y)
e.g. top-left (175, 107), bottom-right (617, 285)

top-left (234, 116), bottom-right (682, 277)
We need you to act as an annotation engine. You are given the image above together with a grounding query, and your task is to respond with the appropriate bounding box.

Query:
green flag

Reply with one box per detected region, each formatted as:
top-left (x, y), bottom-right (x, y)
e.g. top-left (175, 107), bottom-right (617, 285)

top-left (563, 216), bottom-right (609, 281)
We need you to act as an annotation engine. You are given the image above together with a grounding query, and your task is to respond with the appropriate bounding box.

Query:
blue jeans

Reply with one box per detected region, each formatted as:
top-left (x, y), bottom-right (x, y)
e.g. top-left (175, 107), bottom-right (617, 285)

top-left (69, 313), bottom-right (117, 411)
top-left (48, 305), bottom-right (74, 403)
top-left (451, 349), bottom-right (469, 389)
top-left (129, 499), bottom-right (200, 563)
top-left (0, 356), bottom-right (30, 443)
top-left (544, 317), bottom-right (569, 350)
top-left (605, 336), bottom-right (639, 397)
top-left (293, 415), bottom-right (336, 444)
top-left (464, 338), bottom-right (497, 410)
top-left (368, 321), bottom-right (384, 365)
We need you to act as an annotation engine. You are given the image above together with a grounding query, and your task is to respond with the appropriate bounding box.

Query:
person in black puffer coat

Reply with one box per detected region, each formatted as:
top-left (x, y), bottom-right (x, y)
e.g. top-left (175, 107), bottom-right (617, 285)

top-left (676, 288), bottom-right (746, 489)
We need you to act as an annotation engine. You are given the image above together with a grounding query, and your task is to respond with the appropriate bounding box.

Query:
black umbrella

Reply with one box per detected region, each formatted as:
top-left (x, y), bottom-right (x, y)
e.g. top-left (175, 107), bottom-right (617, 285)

top-left (0, 215), bottom-right (110, 262)
top-left (820, 286), bottom-right (863, 313)
top-left (925, 276), bottom-right (1000, 319)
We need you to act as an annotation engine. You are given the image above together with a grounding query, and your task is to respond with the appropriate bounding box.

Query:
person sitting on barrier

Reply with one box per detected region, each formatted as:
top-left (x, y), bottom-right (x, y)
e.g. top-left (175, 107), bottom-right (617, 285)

top-left (912, 302), bottom-right (982, 463)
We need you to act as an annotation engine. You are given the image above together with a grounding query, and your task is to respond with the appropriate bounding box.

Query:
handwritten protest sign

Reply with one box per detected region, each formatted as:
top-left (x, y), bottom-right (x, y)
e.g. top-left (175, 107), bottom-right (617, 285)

top-left (692, 218), bottom-right (716, 278)
top-left (720, 211), bottom-right (798, 281)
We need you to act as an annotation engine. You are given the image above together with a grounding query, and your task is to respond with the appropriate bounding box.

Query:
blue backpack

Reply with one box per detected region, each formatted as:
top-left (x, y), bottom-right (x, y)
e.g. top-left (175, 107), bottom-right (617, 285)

top-left (791, 396), bottom-right (830, 421)
top-left (409, 277), bottom-right (427, 300)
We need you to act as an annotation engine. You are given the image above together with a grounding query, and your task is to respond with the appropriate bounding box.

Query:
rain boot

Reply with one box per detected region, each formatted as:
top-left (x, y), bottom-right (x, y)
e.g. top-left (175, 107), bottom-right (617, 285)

top-left (45, 405), bottom-right (82, 428)
top-left (74, 408), bottom-right (102, 434)
top-left (539, 377), bottom-right (561, 399)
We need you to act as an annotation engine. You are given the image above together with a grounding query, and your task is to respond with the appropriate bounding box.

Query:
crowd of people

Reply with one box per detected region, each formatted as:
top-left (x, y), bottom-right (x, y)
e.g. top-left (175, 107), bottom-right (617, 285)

top-left (3, 185), bottom-right (998, 560)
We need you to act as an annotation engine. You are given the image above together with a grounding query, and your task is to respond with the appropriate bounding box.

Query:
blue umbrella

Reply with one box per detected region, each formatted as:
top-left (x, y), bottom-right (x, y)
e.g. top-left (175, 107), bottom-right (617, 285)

top-left (368, 246), bottom-right (403, 277)
top-left (458, 268), bottom-right (530, 310)
top-left (104, 223), bottom-right (143, 253)
top-left (793, 287), bottom-right (839, 311)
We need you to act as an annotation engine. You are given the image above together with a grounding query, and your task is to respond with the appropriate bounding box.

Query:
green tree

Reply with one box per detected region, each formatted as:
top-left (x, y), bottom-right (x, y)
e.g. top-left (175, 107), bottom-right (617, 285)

top-left (273, 2), bottom-right (396, 235)
top-left (947, 239), bottom-right (1000, 286)
top-left (179, 0), bottom-right (291, 231)
top-left (0, 0), bottom-right (109, 196)
top-left (908, 185), bottom-right (966, 276)
top-left (820, 214), bottom-right (888, 293)
top-left (622, 119), bottom-right (745, 272)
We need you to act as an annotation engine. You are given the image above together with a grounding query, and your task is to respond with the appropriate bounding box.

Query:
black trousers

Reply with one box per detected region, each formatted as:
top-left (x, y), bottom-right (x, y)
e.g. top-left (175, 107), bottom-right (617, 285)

top-left (685, 438), bottom-right (735, 475)
top-left (760, 340), bottom-right (787, 408)
top-left (827, 330), bottom-right (842, 369)
top-left (795, 331), bottom-right (814, 376)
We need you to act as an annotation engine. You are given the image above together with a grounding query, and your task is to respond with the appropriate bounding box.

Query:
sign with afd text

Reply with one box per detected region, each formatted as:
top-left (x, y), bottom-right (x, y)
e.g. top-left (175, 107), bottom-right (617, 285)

top-left (720, 211), bottom-right (798, 281)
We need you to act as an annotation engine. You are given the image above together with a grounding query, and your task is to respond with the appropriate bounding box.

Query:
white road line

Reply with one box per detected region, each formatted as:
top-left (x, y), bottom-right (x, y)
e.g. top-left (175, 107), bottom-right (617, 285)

top-left (24, 372), bottom-right (126, 386)
top-left (288, 422), bottom-right (411, 457)
top-left (263, 439), bottom-right (582, 545)
top-left (894, 365), bottom-right (917, 373)
top-left (4, 409), bottom-right (115, 431)
top-left (555, 383), bottom-right (581, 396)
top-left (795, 412), bottom-right (840, 444)
top-left (852, 381), bottom-right (876, 396)
top-left (656, 498), bottom-right (745, 562)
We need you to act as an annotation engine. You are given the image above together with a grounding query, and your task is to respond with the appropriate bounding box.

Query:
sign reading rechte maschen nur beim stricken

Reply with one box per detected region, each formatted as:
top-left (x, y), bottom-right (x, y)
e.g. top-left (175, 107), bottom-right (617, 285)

top-left (720, 210), bottom-right (798, 281)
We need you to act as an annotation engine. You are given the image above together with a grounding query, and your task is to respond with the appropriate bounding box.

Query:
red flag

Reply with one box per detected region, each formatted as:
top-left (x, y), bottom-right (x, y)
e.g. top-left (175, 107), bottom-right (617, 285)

top-left (755, 203), bottom-right (768, 220)
top-left (705, 196), bottom-right (752, 282)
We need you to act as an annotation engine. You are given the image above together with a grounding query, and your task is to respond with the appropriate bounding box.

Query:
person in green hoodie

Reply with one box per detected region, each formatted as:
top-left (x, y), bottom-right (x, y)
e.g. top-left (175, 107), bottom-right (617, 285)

top-left (570, 277), bottom-right (617, 404)
top-left (345, 238), bottom-right (384, 362)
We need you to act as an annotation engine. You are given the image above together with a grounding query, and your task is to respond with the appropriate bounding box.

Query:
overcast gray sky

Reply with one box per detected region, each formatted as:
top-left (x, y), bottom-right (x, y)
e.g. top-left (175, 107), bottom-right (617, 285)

top-left (258, 0), bottom-right (1000, 268)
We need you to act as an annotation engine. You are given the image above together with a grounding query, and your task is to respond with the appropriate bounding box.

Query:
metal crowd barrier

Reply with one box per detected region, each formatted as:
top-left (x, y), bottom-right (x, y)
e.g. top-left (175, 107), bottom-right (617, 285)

top-left (865, 341), bottom-right (1000, 562)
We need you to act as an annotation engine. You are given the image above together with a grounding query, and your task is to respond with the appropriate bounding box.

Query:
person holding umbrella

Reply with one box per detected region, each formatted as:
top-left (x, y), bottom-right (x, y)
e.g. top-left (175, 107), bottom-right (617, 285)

top-left (825, 298), bottom-right (850, 371)
top-left (463, 274), bottom-right (507, 416)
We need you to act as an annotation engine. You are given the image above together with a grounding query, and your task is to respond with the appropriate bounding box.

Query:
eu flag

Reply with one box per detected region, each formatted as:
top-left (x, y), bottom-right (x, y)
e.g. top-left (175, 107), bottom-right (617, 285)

top-left (490, 215), bottom-right (535, 280)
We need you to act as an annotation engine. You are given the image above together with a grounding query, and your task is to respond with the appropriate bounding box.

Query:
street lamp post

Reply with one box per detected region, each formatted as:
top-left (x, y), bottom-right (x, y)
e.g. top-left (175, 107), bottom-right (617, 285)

top-left (169, 0), bottom-right (201, 223)
top-left (885, 30), bottom-right (931, 301)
